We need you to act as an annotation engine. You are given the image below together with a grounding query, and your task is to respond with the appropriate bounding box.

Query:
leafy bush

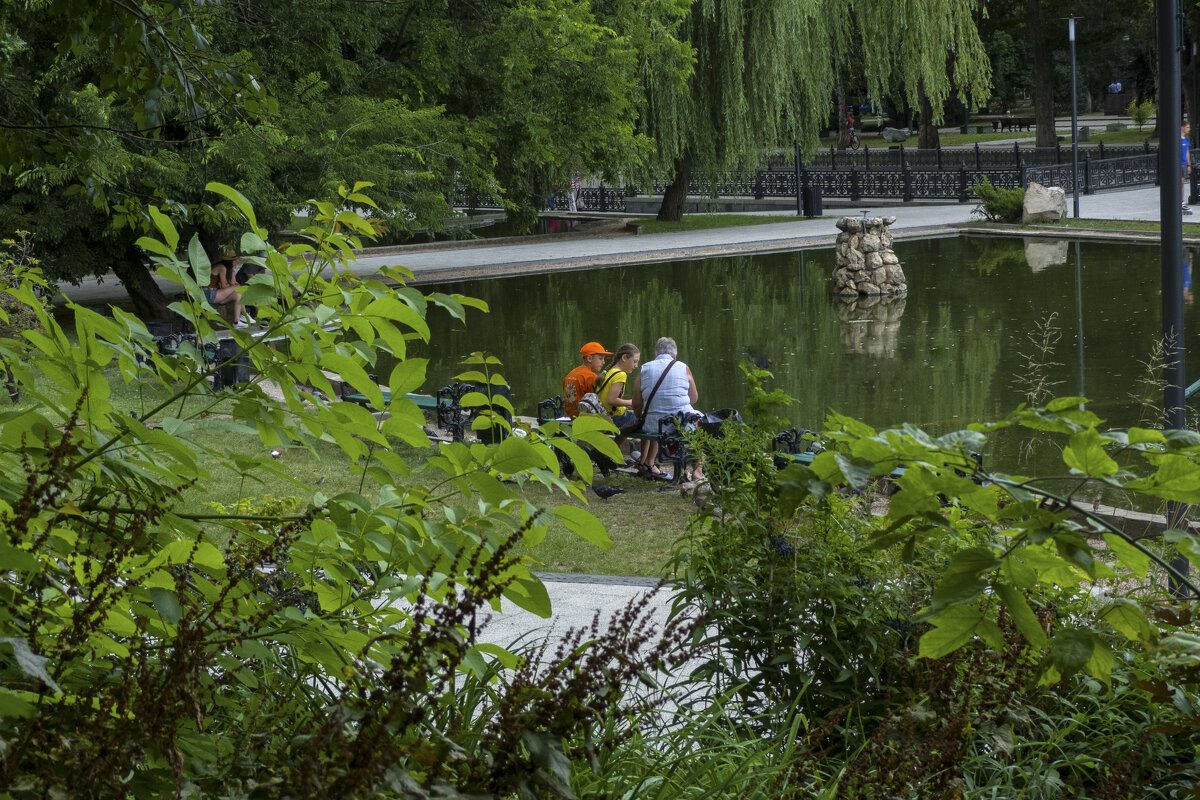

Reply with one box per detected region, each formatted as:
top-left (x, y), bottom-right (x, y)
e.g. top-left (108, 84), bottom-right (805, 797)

top-left (0, 183), bottom-right (697, 798)
top-left (1127, 97), bottom-right (1155, 131)
top-left (669, 367), bottom-right (1200, 797)
top-left (971, 176), bottom-right (1025, 223)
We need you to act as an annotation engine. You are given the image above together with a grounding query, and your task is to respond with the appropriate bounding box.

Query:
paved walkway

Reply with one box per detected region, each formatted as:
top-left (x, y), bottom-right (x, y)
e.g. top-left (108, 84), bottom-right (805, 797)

top-left (60, 185), bottom-right (1169, 306)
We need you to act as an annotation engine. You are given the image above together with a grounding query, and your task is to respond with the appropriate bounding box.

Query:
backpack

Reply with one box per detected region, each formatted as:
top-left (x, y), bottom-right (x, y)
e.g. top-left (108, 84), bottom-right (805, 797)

top-left (576, 391), bottom-right (611, 421)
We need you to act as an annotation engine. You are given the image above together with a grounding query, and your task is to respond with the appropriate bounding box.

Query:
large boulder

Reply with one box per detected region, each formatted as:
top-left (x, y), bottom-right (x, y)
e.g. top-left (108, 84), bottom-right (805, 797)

top-left (1022, 181), bottom-right (1067, 223)
top-left (881, 127), bottom-right (911, 143)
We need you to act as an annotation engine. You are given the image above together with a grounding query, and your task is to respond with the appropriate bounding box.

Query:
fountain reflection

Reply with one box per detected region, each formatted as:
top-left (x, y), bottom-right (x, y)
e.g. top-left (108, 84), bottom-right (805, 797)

top-left (835, 293), bottom-right (907, 359)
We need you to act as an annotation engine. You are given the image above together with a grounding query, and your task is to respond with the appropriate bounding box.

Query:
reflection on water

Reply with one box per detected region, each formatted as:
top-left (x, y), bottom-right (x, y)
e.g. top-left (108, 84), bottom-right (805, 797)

top-left (407, 236), bottom-right (1194, 472)
top-left (835, 294), bottom-right (906, 359)
top-left (1023, 239), bottom-right (1068, 273)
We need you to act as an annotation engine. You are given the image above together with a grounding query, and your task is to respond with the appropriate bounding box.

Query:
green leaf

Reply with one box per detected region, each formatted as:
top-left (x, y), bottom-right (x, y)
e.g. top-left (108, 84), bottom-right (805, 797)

top-left (834, 452), bottom-right (875, 489)
top-left (187, 233), bottom-right (211, 287)
top-left (149, 587), bottom-right (184, 625)
top-left (0, 687), bottom-right (36, 718)
top-left (0, 637), bottom-right (63, 693)
top-left (919, 606), bottom-right (984, 659)
top-left (553, 506), bottom-right (611, 550)
top-left (1062, 428), bottom-right (1119, 477)
top-left (995, 584), bottom-right (1047, 649)
top-left (207, 181), bottom-right (260, 231)
top-left (503, 573), bottom-right (552, 618)
top-left (1100, 599), bottom-right (1153, 643)
top-left (1040, 629), bottom-right (1097, 685)
top-left (491, 436), bottom-right (551, 474)
top-left (148, 205), bottom-right (179, 251)
top-left (136, 236), bottom-right (175, 258)
top-left (1102, 533), bottom-right (1150, 578)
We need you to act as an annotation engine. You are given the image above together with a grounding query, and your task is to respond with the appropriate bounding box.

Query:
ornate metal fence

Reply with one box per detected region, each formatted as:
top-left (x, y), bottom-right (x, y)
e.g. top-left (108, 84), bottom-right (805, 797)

top-left (452, 144), bottom-right (1159, 210)
top-left (1023, 153), bottom-right (1158, 195)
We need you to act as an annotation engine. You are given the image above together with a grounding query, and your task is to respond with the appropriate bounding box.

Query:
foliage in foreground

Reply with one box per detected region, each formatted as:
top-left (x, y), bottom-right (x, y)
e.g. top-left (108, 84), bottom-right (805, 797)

top-left (671, 369), bottom-right (1200, 797)
top-left (0, 183), bottom-right (701, 798)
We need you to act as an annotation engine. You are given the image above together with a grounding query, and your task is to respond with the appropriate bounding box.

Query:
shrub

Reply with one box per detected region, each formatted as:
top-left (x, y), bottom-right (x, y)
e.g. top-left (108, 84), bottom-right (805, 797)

top-left (971, 176), bottom-right (1025, 223)
top-left (1127, 97), bottom-right (1155, 131)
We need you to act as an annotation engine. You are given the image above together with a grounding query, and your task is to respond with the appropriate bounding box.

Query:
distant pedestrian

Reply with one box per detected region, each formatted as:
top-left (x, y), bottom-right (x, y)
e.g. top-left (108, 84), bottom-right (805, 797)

top-left (1183, 120), bottom-right (1192, 215)
top-left (569, 171), bottom-right (581, 212)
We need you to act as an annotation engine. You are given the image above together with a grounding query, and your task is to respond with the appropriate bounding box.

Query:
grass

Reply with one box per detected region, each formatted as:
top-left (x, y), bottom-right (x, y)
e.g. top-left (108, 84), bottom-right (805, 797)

top-left (13, 354), bottom-right (691, 577)
top-left (961, 217), bottom-right (1200, 236)
top-left (635, 214), bottom-right (799, 234)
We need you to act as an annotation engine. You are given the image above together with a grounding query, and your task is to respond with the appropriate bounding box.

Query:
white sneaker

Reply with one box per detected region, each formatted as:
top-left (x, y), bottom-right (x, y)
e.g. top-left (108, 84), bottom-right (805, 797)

top-left (1184, 205), bottom-right (1193, 215)
top-left (241, 313), bottom-right (255, 325)
top-left (233, 320), bottom-right (249, 329)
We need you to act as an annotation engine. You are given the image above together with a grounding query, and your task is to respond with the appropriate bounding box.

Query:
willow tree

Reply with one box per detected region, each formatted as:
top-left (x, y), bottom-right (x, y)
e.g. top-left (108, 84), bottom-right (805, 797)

top-left (642, 0), bottom-right (992, 220)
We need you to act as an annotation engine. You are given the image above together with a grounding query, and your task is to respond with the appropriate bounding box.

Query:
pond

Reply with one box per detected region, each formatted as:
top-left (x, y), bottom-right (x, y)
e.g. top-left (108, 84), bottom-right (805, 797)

top-left (409, 235), bottom-right (1200, 473)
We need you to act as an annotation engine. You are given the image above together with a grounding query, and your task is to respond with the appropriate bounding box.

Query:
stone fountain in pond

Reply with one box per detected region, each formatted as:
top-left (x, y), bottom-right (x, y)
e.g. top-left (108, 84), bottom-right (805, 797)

top-left (831, 215), bottom-right (907, 296)
top-left (831, 215), bottom-right (907, 358)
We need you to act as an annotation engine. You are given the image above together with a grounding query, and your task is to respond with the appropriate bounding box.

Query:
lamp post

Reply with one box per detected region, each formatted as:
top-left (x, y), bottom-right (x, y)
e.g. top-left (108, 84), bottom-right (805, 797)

top-left (1069, 15), bottom-right (1080, 218)
top-left (1192, 41), bottom-right (1198, 205)
top-left (1158, 0), bottom-right (1189, 593)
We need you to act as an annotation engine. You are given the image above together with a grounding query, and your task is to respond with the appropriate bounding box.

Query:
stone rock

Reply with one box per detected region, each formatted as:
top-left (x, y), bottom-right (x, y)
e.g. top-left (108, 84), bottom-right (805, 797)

top-left (1023, 238), bottom-right (1069, 273)
top-left (881, 127), bottom-right (911, 143)
top-left (1021, 181), bottom-right (1067, 223)
top-left (836, 217), bottom-right (862, 232)
top-left (860, 234), bottom-right (881, 253)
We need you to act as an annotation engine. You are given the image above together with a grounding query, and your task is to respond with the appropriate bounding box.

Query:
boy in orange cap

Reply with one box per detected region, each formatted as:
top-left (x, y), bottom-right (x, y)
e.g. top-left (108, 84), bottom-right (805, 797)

top-left (563, 341), bottom-right (611, 418)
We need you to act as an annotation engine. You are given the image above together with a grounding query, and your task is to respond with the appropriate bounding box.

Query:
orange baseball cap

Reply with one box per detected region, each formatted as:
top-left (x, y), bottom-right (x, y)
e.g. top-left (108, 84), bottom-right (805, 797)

top-left (579, 341), bottom-right (612, 357)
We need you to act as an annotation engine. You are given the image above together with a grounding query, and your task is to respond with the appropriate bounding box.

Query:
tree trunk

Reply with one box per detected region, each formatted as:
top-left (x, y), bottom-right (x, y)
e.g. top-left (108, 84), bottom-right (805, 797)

top-left (917, 81), bottom-right (940, 149)
top-left (836, 81), bottom-right (848, 151)
top-left (657, 155), bottom-right (692, 222)
top-left (113, 243), bottom-right (173, 322)
top-left (1026, 0), bottom-right (1057, 148)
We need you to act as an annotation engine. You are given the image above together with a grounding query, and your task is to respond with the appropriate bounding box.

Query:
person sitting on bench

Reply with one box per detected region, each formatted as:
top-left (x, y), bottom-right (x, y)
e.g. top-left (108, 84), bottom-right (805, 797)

top-left (596, 343), bottom-right (641, 432)
top-left (631, 336), bottom-right (698, 480)
top-left (562, 341), bottom-right (610, 419)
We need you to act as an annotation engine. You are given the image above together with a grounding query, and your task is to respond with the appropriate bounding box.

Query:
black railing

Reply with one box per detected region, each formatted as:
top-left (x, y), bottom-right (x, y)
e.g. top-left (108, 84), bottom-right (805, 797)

top-left (452, 143), bottom-right (1160, 209)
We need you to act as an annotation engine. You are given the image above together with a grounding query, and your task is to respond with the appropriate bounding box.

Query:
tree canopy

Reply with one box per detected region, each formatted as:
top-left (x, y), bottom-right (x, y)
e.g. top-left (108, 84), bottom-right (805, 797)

top-left (643, 0), bottom-right (992, 219)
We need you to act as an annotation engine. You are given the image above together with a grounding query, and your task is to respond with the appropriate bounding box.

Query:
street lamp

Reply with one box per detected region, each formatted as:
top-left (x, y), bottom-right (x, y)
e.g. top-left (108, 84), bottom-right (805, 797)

top-left (1192, 41), bottom-right (1198, 205)
top-left (1157, 0), bottom-right (1189, 593)
top-left (1069, 15), bottom-right (1080, 218)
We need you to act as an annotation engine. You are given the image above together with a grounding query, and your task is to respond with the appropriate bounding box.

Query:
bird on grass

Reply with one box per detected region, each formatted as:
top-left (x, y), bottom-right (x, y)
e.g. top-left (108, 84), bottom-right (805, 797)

top-left (592, 484), bottom-right (626, 501)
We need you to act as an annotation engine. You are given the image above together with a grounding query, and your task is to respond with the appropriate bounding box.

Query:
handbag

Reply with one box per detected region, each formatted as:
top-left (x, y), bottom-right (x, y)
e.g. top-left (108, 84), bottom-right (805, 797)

top-left (624, 358), bottom-right (677, 435)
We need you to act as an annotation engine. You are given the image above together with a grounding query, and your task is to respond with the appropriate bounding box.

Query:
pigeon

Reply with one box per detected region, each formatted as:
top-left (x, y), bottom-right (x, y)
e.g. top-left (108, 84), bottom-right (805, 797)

top-left (592, 484), bottom-right (626, 501)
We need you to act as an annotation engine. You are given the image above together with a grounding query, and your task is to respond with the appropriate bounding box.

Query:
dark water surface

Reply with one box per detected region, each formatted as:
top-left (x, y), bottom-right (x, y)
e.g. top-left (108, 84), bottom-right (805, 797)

top-left (408, 235), bottom-right (1194, 472)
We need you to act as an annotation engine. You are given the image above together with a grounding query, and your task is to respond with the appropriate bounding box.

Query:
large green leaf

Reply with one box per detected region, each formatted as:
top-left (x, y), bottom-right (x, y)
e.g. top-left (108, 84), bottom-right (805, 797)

top-left (919, 606), bottom-right (985, 659)
top-left (553, 506), bottom-right (611, 550)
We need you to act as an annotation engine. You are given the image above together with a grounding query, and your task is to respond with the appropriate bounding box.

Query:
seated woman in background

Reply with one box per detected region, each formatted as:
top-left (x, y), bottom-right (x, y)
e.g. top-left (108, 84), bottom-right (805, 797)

top-left (596, 343), bottom-right (640, 432)
top-left (207, 252), bottom-right (252, 329)
top-left (631, 336), bottom-right (698, 480)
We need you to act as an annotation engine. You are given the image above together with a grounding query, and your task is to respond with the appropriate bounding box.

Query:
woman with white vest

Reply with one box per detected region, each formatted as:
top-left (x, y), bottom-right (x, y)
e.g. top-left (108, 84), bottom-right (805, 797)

top-left (630, 336), bottom-right (698, 479)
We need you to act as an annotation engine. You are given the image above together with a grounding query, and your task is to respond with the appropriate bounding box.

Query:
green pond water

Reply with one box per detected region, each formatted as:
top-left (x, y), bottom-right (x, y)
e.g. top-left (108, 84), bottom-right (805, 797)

top-left (408, 235), bottom-right (1198, 473)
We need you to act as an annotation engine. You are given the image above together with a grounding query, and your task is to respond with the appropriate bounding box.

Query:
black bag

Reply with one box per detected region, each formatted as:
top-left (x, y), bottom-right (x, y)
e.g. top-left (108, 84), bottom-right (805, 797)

top-left (699, 408), bottom-right (743, 437)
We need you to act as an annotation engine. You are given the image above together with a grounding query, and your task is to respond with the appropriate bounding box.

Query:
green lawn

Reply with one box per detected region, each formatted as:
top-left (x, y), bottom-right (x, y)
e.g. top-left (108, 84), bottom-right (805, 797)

top-left (635, 214), bottom-right (800, 234)
top-left (962, 218), bottom-right (1200, 236)
top-left (15, 358), bottom-right (692, 577)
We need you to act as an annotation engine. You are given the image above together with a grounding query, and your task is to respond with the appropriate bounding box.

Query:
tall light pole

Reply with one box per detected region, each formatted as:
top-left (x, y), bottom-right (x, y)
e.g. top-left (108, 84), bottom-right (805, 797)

top-left (1158, 0), bottom-right (1189, 592)
top-left (1069, 16), bottom-right (1080, 218)
top-left (1192, 41), bottom-right (1198, 205)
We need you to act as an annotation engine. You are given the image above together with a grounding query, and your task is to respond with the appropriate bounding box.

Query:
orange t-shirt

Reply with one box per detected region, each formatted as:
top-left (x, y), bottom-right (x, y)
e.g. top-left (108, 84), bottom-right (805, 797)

top-left (562, 365), bottom-right (597, 419)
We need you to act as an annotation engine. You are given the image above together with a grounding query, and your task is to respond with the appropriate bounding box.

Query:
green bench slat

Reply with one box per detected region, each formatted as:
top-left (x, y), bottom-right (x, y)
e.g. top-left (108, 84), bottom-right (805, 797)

top-left (343, 391), bottom-right (443, 409)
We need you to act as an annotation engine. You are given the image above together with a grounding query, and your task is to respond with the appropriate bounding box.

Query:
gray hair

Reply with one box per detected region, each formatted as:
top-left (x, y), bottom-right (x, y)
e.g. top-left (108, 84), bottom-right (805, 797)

top-left (654, 337), bottom-right (678, 357)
